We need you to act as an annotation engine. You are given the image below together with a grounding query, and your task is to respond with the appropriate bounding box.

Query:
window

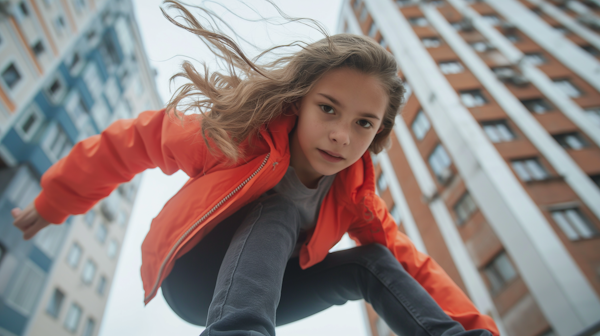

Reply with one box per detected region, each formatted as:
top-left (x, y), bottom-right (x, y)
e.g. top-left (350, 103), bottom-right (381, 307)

top-left (591, 174), bottom-right (600, 189)
top-left (19, 1), bottom-right (29, 16)
top-left (67, 243), bottom-right (82, 268)
top-left (523, 53), bottom-right (546, 66)
top-left (359, 6), bottom-right (368, 21)
top-left (83, 317), bottom-right (95, 336)
top-left (2, 63), bottom-right (22, 89)
top-left (6, 261), bottom-right (45, 315)
top-left (481, 14), bottom-right (501, 26)
top-left (585, 107), bottom-right (600, 127)
top-left (46, 288), bottom-right (65, 318)
top-left (91, 99), bottom-right (111, 129)
top-left (484, 252), bottom-right (517, 293)
top-left (408, 17), bottom-right (428, 26)
top-left (95, 222), bottom-right (108, 244)
top-left (521, 98), bottom-right (552, 114)
top-left (379, 37), bottom-right (387, 49)
top-left (64, 303), bottom-right (82, 332)
top-left (16, 106), bottom-right (45, 141)
top-left (32, 40), bottom-right (45, 57)
top-left (581, 45), bottom-right (600, 56)
top-left (553, 132), bottom-right (587, 150)
top-left (46, 75), bottom-right (67, 104)
top-left (450, 21), bottom-right (463, 31)
top-left (454, 192), bottom-right (478, 224)
top-left (368, 22), bottom-right (377, 38)
top-left (97, 276), bottom-right (107, 295)
top-left (390, 204), bottom-right (402, 223)
top-left (482, 121), bottom-right (515, 143)
top-left (65, 90), bottom-right (90, 127)
top-left (104, 77), bottom-right (121, 108)
top-left (428, 144), bottom-right (452, 181)
top-left (470, 41), bottom-right (490, 52)
top-left (504, 33), bottom-right (521, 43)
top-left (377, 173), bottom-right (388, 192)
top-left (81, 259), bottom-right (97, 284)
top-left (34, 224), bottom-right (66, 258)
top-left (552, 25), bottom-right (569, 35)
top-left (511, 158), bottom-right (548, 181)
top-left (553, 79), bottom-right (583, 98)
top-left (396, 0), bottom-right (413, 7)
top-left (422, 37), bottom-right (441, 48)
top-left (54, 15), bottom-right (67, 36)
top-left (439, 61), bottom-right (464, 74)
top-left (84, 210), bottom-right (96, 226)
top-left (67, 51), bottom-right (83, 75)
top-left (8, 166), bottom-right (40, 209)
top-left (411, 110), bottom-right (431, 140)
top-left (42, 122), bottom-right (73, 161)
top-left (460, 90), bottom-right (487, 107)
top-left (107, 239), bottom-right (118, 259)
top-left (551, 207), bottom-right (598, 240)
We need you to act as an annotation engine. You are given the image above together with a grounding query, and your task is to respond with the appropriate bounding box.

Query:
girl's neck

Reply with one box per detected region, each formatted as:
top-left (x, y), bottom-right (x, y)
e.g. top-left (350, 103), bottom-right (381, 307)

top-left (289, 128), bottom-right (324, 189)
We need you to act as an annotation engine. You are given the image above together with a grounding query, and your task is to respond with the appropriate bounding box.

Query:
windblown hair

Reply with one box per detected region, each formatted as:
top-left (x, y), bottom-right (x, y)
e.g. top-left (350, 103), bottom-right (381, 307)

top-left (163, 0), bottom-right (405, 163)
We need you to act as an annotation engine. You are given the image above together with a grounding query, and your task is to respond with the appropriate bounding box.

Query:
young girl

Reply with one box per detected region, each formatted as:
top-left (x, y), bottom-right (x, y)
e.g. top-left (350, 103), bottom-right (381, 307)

top-left (12, 2), bottom-right (499, 335)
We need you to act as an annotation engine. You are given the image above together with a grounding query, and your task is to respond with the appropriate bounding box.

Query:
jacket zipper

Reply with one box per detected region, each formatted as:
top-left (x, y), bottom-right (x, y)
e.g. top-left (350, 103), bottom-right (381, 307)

top-left (145, 153), bottom-right (271, 302)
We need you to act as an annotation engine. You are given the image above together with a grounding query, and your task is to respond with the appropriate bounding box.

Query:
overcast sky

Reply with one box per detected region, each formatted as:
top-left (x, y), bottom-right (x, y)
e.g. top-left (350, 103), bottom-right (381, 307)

top-left (97, 1), bottom-right (372, 335)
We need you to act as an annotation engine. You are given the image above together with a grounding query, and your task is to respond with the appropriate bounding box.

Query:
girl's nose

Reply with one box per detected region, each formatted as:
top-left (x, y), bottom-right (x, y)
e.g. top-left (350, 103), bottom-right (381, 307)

top-left (330, 125), bottom-right (350, 146)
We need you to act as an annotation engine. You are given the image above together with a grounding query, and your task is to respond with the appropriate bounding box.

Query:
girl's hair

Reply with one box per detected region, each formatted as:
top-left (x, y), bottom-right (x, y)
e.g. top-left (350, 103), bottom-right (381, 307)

top-left (163, 1), bottom-right (405, 162)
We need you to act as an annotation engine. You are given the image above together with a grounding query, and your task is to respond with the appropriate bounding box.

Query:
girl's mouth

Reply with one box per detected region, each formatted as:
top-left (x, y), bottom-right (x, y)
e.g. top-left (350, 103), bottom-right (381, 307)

top-left (318, 149), bottom-right (344, 162)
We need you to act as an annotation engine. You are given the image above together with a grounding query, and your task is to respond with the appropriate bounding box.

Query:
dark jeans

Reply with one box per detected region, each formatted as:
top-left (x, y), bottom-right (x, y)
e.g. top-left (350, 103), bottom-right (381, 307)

top-left (161, 194), bottom-right (492, 336)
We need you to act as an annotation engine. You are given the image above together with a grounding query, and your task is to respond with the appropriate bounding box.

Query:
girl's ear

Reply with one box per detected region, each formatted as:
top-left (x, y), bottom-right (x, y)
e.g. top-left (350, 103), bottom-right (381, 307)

top-left (376, 124), bottom-right (385, 134)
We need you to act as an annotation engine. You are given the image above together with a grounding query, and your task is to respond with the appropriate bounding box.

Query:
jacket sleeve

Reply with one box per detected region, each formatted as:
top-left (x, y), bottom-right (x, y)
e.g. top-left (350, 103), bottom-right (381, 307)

top-left (348, 194), bottom-right (500, 336)
top-left (35, 109), bottom-right (209, 224)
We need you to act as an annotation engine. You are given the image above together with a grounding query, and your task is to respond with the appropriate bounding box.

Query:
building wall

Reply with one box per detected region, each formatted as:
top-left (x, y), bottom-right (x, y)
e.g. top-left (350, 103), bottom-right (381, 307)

top-left (0, 0), bottom-right (161, 335)
top-left (339, 1), bottom-right (600, 336)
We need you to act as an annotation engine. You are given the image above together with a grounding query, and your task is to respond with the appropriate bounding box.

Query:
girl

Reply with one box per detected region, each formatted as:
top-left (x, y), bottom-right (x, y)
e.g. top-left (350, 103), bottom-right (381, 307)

top-left (12, 2), bottom-right (499, 335)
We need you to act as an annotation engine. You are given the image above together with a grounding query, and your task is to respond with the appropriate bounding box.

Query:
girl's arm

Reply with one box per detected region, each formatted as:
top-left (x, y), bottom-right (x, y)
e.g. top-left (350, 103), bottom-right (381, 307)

top-left (348, 195), bottom-right (500, 336)
top-left (33, 109), bottom-right (208, 225)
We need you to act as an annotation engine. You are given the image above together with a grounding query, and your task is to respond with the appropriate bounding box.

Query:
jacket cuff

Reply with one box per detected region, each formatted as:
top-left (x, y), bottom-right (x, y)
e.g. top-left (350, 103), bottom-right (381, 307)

top-left (35, 191), bottom-right (70, 224)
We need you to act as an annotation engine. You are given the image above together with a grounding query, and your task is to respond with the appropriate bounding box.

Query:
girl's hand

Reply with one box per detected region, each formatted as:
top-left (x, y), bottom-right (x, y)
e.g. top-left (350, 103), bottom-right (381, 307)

top-left (11, 202), bottom-right (51, 240)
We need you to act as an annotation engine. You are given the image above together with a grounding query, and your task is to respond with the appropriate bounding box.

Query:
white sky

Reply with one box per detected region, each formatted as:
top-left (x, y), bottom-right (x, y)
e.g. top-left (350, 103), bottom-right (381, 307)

top-left (98, 1), bottom-right (371, 335)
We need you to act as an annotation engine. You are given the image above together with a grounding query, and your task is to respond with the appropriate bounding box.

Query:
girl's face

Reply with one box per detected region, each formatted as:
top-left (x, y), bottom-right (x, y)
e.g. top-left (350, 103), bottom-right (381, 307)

top-left (290, 67), bottom-right (388, 185)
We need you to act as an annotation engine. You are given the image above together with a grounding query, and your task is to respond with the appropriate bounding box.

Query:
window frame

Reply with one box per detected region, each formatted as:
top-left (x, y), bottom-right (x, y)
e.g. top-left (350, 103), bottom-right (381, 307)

top-left (454, 192), bottom-right (478, 225)
top-left (421, 37), bottom-right (441, 48)
top-left (81, 259), bottom-right (97, 285)
top-left (45, 72), bottom-right (68, 105)
top-left (553, 78), bottom-right (584, 98)
top-left (483, 252), bottom-right (518, 294)
top-left (459, 89), bottom-right (488, 107)
top-left (439, 60), bottom-right (464, 74)
top-left (510, 158), bottom-right (549, 182)
top-left (66, 242), bottom-right (83, 269)
top-left (428, 144), bottom-right (452, 181)
top-left (552, 132), bottom-right (588, 150)
top-left (521, 98), bottom-right (552, 114)
top-left (550, 207), bottom-right (599, 241)
top-left (411, 110), bottom-right (431, 141)
top-left (64, 302), bottom-right (83, 332)
top-left (46, 287), bottom-right (66, 319)
top-left (15, 104), bottom-right (45, 142)
top-left (481, 120), bottom-right (515, 143)
top-left (1, 59), bottom-right (25, 94)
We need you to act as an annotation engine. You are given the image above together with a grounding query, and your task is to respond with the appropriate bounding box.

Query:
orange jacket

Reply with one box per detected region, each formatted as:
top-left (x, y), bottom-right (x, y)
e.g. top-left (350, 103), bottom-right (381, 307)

top-left (35, 109), bottom-right (499, 335)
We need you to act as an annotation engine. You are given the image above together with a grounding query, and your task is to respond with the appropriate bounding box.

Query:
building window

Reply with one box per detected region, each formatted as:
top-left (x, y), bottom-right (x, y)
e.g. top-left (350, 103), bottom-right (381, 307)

top-left (585, 107), bottom-right (600, 127)
top-left (390, 204), bottom-right (402, 223)
top-left (368, 22), bottom-right (377, 38)
top-left (46, 75), bottom-right (67, 104)
top-left (553, 132), bottom-right (587, 150)
top-left (470, 41), bottom-right (490, 53)
top-left (65, 90), bottom-right (90, 127)
top-left (411, 110), bottom-right (431, 140)
top-left (8, 167), bottom-right (40, 209)
top-left (19, 1), bottom-right (29, 16)
top-left (552, 25), bottom-right (569, 35)
top-left (6, 261), bottom-right (45, 315)
top-left (34, 224), bottom-right (65, 258)
top-left (107, 239), bottom-right (118, 259)
top-left (511, 158), bottom-right (548, 181)
top-left (67, 51), bottom-right (84, 75)
top-left (81, 259), bottom-right (97, 285)
top-left (523, 53), bottom-right (546, 66)
top-left (83, 317), bottom-right (95, 336)
top-left (67, 242), bottom-right (82, 268)
top-left (377, 173), bottom-right (388, 192)
top-left (97, 276), bottom-right (107, 296)
top-left (32, 40), bottom-right (45, 57)
top-left (454, 192), bottom-right (478, 224)
top-left (428, 144), bottom-right (452, 182)
top-left (482, 121), bottom-right (515, 143)
top-left (408, 17), bottom-right (428, 26)
top-left (439, 61), bottom-right (464, 74)
top-left (450, 21), bottom-right (463, 31)
top-left (84, 210), bottom-right (96, 227)
top-left (422, 37), bottom-right (440, 48)
top-left (483, 252), bottom-right (517, 293)
top-left (504, 33), bottom-right (521, 43)
top-left (2, 63), bottom-right (22, 89)
top-left (553, 79), bottom-right (583, 98)
top-left (395, 0), bottom-right (412, 6)
top-left (16, 106), bottom-right (45, 141)
top-left (64, 303), bottom-right (83, 332)
top-left (359, 6), bottom-right (368, 21)
top-left (481, 14), bottom-right (501, 26)
top-left (46, 288), bottom-right (65, 318)
top-left (460, 90), bottom-right (487, 107)
top-left (521, 98), bottom-right (552, 114)
top-left (54, 15), bottom-right (67, 36)
top-left (104, 77), bottom-right (121, 108)
top-left (591, 174), bottom-right (600, 189)
top-left (95, 222), bottom-right (108, 244)
top-left (379, 37), bottom-right (387, 49)
top-left (581, 45), bottom-right (600, 56)
top-left (551, 207), bottom-right (598, 240)
top-left (42, 122), bottom-right (73, 161)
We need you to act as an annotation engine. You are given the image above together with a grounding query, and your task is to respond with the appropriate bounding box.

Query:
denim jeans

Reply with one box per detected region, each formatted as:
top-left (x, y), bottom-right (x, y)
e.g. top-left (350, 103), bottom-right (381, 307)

top-left (161, 193), bottom-right (493, 336)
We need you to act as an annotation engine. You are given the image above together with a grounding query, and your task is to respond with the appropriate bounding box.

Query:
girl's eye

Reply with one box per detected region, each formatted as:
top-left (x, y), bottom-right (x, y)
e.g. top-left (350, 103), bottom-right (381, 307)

top-left (320, 105), bottom-right (334, 114)
top-left (357, 120), bottom-right (373, 129)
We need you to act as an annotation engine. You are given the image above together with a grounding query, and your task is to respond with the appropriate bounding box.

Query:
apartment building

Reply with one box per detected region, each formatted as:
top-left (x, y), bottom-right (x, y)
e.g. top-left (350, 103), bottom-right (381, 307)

top-left (338, 1), bottom-right (600, 336)
top-left (0, 0), bottom-right (161, 335)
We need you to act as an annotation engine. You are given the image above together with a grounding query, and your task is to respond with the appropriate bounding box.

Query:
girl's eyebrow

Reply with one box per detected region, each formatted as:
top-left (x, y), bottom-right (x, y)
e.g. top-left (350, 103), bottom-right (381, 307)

top-left (317, 93), bottom-right (381, 120)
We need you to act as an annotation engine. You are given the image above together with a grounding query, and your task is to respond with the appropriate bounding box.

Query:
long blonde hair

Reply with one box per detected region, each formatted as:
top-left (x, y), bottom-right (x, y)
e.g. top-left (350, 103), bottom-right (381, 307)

top-left (163, 1), bottom-right (405, 162)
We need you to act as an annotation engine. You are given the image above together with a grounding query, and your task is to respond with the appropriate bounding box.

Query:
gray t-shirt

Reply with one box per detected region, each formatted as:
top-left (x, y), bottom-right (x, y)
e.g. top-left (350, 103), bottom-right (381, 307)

top-left (266, 166), bottom-right (336, 258)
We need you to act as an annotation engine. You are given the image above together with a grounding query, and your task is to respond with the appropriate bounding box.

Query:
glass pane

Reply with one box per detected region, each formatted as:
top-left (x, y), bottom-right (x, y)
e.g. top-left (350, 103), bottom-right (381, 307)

top-left (64, 304), bottom-right (82, 331)
top-left (525, 159), bottom-right (548, 180)
top-left (511, 161), bottom-right (531, 181)
top-left (484, 268), bottom-right (503, 292)
top-left (83, 318), bottom-right (95, 336)
top-left (67, 244), bottom-right (81, 267)
top-left (565, 209), bottom-right (595, 239)
top-left (496, 124), bottom-right (514, 141)
top-left (46, 288), bottom-right (65, 318)
top-left (483, 125), bottom-right (500, 143)
top-left (565, 135), bottom-right (584, 150)
top-left (586, 108), bottom-right (600, 127)
top-left (552, 211), bottom-right (580, 240)
top-left (494, 254), bottom-right (517, 283)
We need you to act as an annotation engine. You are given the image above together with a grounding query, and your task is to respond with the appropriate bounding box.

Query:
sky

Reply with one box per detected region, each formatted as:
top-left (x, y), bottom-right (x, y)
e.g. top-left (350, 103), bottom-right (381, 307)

top-left (97, 1), bottom-right (371, 335)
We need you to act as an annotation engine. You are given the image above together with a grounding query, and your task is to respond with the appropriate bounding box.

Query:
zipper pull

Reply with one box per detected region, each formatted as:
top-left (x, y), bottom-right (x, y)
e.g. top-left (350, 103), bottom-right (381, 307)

top-left (272, 162), bottom-right (278, 171)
